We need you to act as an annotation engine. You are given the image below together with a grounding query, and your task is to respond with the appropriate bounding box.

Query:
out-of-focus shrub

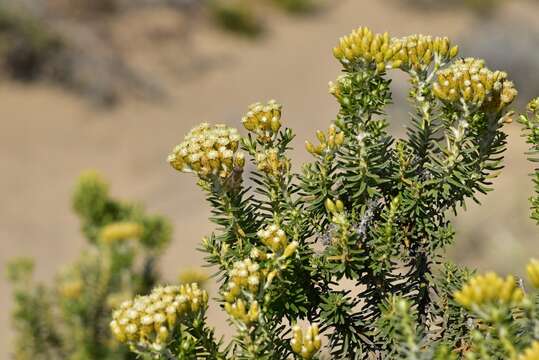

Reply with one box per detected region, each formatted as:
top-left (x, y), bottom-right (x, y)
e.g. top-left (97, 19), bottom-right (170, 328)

top-left (7, 171), bottom-right (172, 360)
top-left (0, 6), bottom-right (66, 81)
top-left (208, 0), bottom-right (263, 37)
top-left (270, 0), bottom-right (320, 14)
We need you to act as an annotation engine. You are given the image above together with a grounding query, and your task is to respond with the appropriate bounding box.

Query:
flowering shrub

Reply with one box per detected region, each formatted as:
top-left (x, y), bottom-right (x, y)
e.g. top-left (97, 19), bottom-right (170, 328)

top-left (105, 25), bottom-right (539, 359)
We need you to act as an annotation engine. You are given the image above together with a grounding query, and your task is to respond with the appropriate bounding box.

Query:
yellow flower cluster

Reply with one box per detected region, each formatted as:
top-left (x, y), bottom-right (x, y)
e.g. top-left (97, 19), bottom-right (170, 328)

top-left (241, 100), bottom-right (282, 139)
top-left (433, 58), bottom-right (517, 111)
top-left (527, 259), bottom-right (539, 288)
top-left (305, 125), bottom-right (344, 156)
top-left (290, 323), bottom-right (322, 359)
top-left (390, 34), bottom-right (458, 71)
top-left (332, 27), bottom-right (458, 73)
top-left (168, 123), bottom-right (244, 179)
top-left (110, 284), bottom-right (208, 351)
top-left (454, 272), bottom-right (524, 310)
top-left (100, 222), bottom-right (143, 244)
top-left (257, 224), bottom-right (288, 252)
top-left (333, 27), bottom-right (392, 73)
top-left (223, 259), bottom-right (262, 325)
top-left (519, 341), bottom-right (539, 360)
top-left (255, 148), bottom-right (289, 176)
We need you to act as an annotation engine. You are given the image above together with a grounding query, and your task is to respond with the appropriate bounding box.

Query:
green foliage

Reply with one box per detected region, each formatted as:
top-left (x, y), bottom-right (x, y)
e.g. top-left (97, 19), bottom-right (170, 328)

top-left (7, 171), bottom-right (173, 360)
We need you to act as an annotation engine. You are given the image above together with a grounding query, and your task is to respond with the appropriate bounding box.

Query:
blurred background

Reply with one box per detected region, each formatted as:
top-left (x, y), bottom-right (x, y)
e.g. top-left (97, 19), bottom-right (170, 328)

top-left (1, 0), bottom-right (538, 358)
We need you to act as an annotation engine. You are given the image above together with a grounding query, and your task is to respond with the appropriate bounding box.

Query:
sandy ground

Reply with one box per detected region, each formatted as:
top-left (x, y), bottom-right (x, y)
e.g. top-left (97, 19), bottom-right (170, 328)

top-left (1, 1), bottom-right (539, 358)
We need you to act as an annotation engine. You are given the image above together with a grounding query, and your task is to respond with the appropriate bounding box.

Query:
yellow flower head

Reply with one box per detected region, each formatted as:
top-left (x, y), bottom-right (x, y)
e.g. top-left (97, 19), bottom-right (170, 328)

top-left (519, 341), bottom-right (539, 360)
top-left (454, 272), bottom-right (524, 310)
top-left (110, 284), bottom-right (208, 351)
top-left (333, 27), bottom-right (392, 73)
top-left (100, 222), bottom-right (143, 244)
top-left (433, 58), bottom-right (517, 111)
top-left (242, 100), bottom-right (282, 139)
top-left (168, 123), bottom-right (244, 179)
top-left (290, 323), bottom-right (322, 359)
top-left (390, 34), bottom-right (458, 71)
top-left (527, 258), bottom-right (539, 289)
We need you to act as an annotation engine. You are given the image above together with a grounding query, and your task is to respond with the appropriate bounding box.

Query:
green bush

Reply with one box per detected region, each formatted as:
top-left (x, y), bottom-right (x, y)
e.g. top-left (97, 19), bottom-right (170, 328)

top-left (7, 171), bottom-right (171, 360)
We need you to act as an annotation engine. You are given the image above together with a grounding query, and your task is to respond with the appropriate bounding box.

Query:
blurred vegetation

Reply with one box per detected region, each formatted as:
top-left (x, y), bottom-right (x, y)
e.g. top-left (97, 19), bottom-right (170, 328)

top-left (402, 0), bottom-right (503, 16)
top-left (7, 171), bottom-right (172, 360)
top-left (209, 0), bottom-right (264, 37)
top-left (0, 0), bottom-right (325, 104)
top-left (0, 5), bottom-right (65, 81)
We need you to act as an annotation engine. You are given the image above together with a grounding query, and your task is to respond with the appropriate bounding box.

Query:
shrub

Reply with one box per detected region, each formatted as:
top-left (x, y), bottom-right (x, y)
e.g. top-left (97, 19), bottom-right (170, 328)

top-left (0, 5), bottom-right (65, 81)
top-left (7, 171), bottom-right (172, 360)
top-left (208, 0), bottom-right (264, 37)
top-left (104, 26), bottom-right (539, 359)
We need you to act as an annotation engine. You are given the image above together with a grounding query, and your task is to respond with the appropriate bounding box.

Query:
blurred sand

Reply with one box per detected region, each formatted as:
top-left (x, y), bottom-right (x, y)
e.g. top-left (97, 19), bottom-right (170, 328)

top-left (1, 1), bottom-right (538, 358)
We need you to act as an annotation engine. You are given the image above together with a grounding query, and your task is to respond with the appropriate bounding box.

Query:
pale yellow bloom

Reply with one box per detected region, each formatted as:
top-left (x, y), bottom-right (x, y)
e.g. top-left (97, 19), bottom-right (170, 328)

top-left (168, 123), bottom-right (244, 179)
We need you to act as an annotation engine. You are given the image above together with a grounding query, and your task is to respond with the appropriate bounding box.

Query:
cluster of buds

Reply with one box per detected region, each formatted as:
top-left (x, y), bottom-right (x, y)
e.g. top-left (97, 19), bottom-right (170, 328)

top-left (305, 125), bottom-right (344, 156)
top-left (100, 222), bottom-right (143, 244)
top-left (519, 341), bottom-right (539, 360)
top-left (168, 123), bottom-right (244, 179)
top-left (290, 323), bottom-right (322, 359)
top-left (433, 58), bottom-right (517, 111)
top-left (257, 224), bottom-right (287, 252)
top-left (256, 224), bottom-right (299, 258)
top-left (333, 27), bottom-right (392, 73)
top-left (241, 100), bottom-right (282, 140)
top-left (333, 27), bottom-right (458, 73)
top-left (223, 259), bottom-right (263, 325)
top-left (110, 284), bottom-right (208, 352)
top-left (526, 259), bottom-right (539, 288)
top-left (255, 148), bottom-right (289, 176)
top-left (390, 34), bottom-right (458, 71)
top-left (454, 273), bottom-right (524, 310)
